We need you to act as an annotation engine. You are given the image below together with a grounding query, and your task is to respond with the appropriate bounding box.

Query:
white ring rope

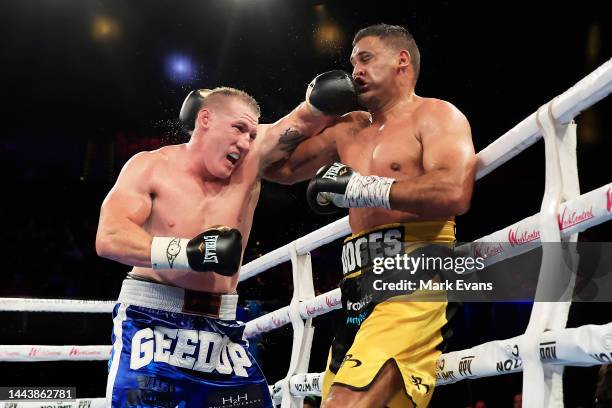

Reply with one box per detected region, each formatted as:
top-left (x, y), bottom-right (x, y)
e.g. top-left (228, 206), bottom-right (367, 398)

top-left (0, 297), bottom-right (114, 313)
top-left (435, 322), bottom-right (612, 385)
top-left (0, 181), bottom-right (608, 319)
top-left (476, 58), bottom-right (612, 179)
top-left (4, 322), bottom-right (610, 368)
top-left (0, 345), bottom-right (112, 362)
top-left (0, 60), bottom-right (610, 405)
top-left (244, 181), bottom-right (611, 337)
top-left (0, 60), bottom-right (609, 313)
top-left (238, 58), bottom-right (612, 281)
top-left (3, 321), bottom-right (611, 402)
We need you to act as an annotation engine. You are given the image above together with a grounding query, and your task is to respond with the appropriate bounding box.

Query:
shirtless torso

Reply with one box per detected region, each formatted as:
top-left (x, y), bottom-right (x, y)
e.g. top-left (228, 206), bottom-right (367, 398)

top-left (96, 91), bottom-right (331, 294)
top-left (263, 29), bottom-right (476, 408)
top-left (335, 96), bottom-right (453, 231)
top-left (130, 142), bottom-right (262, 292)
top-left (267, 94), bottom-right (473, 232)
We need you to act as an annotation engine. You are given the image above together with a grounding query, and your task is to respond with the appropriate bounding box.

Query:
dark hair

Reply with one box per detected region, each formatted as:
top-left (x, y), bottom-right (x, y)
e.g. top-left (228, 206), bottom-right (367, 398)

top-left (353, 23), bottom-right (420, 84)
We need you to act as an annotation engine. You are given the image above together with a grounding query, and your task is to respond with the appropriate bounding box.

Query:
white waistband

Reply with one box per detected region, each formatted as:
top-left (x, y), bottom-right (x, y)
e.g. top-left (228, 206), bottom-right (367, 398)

top-left (117, 279), bottom-right (238, 320)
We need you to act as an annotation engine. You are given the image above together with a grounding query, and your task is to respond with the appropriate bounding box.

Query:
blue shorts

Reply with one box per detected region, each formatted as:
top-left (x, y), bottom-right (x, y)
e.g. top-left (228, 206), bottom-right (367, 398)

top-left (106, 279), bottom-right (273, 408)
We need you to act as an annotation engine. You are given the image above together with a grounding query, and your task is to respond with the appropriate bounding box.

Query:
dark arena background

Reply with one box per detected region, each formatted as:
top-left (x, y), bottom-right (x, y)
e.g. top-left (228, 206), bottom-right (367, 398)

top-left (1, 0), bottom-right (610, 407)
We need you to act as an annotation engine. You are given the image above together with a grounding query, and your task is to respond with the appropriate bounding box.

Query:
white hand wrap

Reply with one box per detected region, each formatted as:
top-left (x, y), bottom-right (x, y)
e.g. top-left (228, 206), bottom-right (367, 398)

top-left (333, 174), bottom-right (395, 209)
top-left (151, 237), bottom-right (190, 270)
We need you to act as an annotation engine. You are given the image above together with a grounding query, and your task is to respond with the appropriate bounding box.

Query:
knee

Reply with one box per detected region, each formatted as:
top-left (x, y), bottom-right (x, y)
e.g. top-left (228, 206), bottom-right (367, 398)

top-left (321, 387), bottom-right (363, 408)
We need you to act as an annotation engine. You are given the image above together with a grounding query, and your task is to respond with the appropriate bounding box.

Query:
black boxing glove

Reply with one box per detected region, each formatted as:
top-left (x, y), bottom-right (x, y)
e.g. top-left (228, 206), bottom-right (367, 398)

top-left (306, 70), bottom-right (359, 116)
top-left (306, 163), bottom-right (396, 214)
top-left (179, 89), bottom-right (212, 132)
top-left (151, 226), bottom-right (242, 276)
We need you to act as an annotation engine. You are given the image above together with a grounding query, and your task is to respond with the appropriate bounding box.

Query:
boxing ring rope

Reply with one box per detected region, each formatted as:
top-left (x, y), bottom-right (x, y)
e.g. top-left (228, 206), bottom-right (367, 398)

top-left (242, 58), bottom-right (612, 407)
top-left (0, 59), bottom-right (610, 407)
top-left (238, 58), bottom-right (612, 281)
top-left (0, 298), bottom-right (114, 313)
top-left (2, 181), bottom-right (609, 319)
top-left (244, 57), bottom-right (612, 408)
top-left (1, 180), bottom-right (609, 346)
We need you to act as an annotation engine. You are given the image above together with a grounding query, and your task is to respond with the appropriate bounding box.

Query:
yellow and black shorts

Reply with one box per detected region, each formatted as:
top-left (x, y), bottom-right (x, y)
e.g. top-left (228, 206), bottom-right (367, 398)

top-left (322, 221), bottom-right (457, 408)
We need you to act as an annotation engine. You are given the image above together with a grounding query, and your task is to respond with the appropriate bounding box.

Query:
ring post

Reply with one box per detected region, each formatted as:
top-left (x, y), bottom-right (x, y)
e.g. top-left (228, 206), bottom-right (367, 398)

top-left (279, 242), bottom-right (316, 407)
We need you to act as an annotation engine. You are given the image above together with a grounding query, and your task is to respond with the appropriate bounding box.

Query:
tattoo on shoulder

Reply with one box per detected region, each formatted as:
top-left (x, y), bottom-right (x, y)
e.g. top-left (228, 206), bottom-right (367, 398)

top-left (278, 128), bottom-right (306, 153)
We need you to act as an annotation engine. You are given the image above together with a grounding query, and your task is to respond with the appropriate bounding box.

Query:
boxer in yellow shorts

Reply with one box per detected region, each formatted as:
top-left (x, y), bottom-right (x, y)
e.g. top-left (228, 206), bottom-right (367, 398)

top-left (323, 221), bottom-right (457, 407)
top-left (264, 23), bottom-right (476, 408)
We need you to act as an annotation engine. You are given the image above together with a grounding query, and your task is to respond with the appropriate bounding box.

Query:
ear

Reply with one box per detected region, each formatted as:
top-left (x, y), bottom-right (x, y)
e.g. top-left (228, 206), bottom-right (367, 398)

top-left (197, 108), bottom-right (211, 128)
top-left (398, 50), bottom-right (411, 69)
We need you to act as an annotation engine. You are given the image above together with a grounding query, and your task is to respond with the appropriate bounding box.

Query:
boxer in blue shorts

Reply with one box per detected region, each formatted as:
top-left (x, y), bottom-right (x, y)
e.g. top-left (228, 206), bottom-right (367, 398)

top-left (96, 82), bottom-right (359, 406)
top-left (108, 278), bottom-right (269, 407)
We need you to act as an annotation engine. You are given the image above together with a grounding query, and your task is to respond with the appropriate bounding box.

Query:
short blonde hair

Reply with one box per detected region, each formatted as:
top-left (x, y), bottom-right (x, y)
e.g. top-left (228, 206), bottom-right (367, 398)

top-left (202, 87), bottom-right (261, 117)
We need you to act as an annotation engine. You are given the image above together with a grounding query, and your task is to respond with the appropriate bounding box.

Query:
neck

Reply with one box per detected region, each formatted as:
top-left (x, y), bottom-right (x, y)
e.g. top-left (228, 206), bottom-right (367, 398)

top-left (185, 132), bottom-right (217, 181)
top-left (370, 88), bottom-right (416, 124)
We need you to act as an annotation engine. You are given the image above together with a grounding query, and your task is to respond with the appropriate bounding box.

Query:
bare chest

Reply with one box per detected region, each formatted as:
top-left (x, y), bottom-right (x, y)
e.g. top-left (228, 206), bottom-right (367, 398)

top-left (338, 119), bottom-right (423, 178)
top-left (147, 168), bottom-right (260, 239)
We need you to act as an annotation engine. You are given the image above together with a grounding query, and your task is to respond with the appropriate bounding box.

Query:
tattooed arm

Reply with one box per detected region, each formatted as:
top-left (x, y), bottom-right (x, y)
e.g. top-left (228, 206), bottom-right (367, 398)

top-left (257, 102), bottom-right (335, 170)
top-left (261, 112), bottom-right (367, 184)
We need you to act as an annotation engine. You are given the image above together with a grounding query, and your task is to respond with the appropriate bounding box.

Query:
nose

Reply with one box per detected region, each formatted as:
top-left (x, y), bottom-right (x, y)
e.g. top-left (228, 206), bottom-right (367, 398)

top-left (236, 133), bottom-right (251, 152)
top-left (352, 64), bottom-right (364, 81)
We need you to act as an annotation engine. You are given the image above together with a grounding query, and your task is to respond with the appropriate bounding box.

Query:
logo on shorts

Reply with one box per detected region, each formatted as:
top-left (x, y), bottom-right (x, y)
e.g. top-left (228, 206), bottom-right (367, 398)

top-left (222, 393), bottom-right (248, 406)
top-left (166, 238), bottom-right (182, 268)
top-left (130, 327), bottom-right (252, 377)
top-left (340, 353), bottom-right (362, 368)
top-left (410, 375), bottom-right (430, 394)
top-left (346, 294), bottom-right (372, 311)
top-left (341, 227), bottom-right (404, 276)
top-left (346, 311), bottom-right (368, 326)
top-left (207, 385), bottom-right (264, 408)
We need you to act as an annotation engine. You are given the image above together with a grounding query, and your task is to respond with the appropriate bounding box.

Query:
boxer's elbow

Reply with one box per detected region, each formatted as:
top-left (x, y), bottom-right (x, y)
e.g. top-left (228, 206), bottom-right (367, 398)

top-left (263, 163), bottom-right (300, 185)
top-left (453, 197), bottom-right (471, 216)
top-left (95, 227), bottom-right (118, 259)
top-left (95, 232), bottom-right (111, 259)
top-left (449, 188), bottom-right (472, 216)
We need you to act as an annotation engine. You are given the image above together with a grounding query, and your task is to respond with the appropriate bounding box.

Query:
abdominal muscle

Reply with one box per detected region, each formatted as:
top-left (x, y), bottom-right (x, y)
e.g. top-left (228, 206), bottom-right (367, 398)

top-left (131, 266), bottom-right (240, 293)
top-left (349, 207), bottom-right (440, 233)
top-left (130, 177), bottom-right (261, 294)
